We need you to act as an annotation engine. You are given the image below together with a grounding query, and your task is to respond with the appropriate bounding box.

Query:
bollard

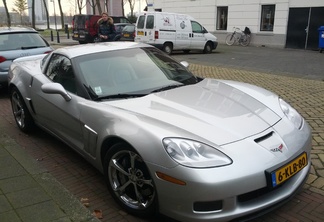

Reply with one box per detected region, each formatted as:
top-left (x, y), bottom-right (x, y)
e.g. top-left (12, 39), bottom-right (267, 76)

top-left (67, 31), bottom-right (70, 39)
top-left (57, 31), bottom-right (60, 43)
top-left (64, 24), bottom-right (68, 34)
top-left (50, 30), bottom-right (53, 41)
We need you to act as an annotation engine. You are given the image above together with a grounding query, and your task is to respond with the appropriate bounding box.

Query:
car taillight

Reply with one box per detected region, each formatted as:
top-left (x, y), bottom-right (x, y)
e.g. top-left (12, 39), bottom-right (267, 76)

top-left (72, 20), bottom-right (74, 28)
top-left (133, 31), bottom-right (136, 38)
top-left (0, 56), bottom-right (6, 63)
top-left (85, 20), bottom-right (89, 29)
top-left (154, 31), bottom-right (158, 39)
top-left (44, 51), bottom-right (52, 54)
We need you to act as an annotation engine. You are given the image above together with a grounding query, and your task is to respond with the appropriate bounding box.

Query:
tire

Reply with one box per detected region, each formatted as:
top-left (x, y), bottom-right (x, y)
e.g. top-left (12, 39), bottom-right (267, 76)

top-left (203, 42), bottom-right (213, 54)
top-left (104, 142), bottom-right (157, 217)
top-left (225, 33), bottom-right (236, 46)
top-left (162, 43), bottom-right (173, 55)
top-left (10, 87), bottom-right (35, 133)
top-left (78, 40), bottom-right (86, 44)
top-left (240, 34), bottom-right (251, 47)
top-left (183, 50), bottom-right (190, 54)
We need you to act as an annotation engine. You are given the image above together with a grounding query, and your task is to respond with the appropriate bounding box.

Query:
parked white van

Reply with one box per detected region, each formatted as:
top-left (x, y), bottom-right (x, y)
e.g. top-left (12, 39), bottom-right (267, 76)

top-left (134, 12), bottom-right (218, 54)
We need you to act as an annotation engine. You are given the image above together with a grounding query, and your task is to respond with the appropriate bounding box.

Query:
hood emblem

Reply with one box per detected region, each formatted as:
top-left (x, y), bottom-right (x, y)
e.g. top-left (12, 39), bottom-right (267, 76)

top-left (270, 144), bottom-right (284, 153)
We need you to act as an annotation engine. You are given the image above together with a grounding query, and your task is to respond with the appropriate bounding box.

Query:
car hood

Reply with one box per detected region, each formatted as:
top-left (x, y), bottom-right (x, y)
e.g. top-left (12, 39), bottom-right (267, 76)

top-left (107, 79), bottom-right (281, 145)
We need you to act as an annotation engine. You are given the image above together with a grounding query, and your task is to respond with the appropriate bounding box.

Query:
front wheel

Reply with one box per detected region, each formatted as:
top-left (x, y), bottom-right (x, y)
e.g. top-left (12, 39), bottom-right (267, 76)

top-left (225, 33), bottom-right (236, 46)
top-left (203, 42), bottom-right (213, 54)
top-left (10, 87), bottom-right (35, 133)
top-left (240, 34), bottom-right (251, 46)
top-left (104, 143), bottom-right (157, 217)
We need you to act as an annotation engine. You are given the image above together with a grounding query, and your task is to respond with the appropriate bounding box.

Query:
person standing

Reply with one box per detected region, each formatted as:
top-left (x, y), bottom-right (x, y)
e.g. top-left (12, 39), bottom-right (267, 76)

top-left (97, 12), bottom-right (116, 42)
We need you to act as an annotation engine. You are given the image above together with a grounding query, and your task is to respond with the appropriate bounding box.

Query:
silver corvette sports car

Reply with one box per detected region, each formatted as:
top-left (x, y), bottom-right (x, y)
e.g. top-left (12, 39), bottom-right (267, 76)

top-left (8, 42), bottom-right (311, 222)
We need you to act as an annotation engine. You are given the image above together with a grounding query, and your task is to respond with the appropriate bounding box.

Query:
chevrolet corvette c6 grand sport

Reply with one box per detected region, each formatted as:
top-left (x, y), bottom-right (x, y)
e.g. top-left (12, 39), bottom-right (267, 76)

top-left (8, 42), bottom-right (311, 222)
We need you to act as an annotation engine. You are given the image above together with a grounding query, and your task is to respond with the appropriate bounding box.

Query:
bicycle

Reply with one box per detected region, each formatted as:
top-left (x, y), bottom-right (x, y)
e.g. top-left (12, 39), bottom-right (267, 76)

top-left (225, 27), bottom-right (251, 46)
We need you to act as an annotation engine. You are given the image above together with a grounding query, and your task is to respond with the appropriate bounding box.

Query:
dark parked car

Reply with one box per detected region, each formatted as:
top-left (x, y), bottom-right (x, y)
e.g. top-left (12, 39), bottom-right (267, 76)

top-left (72, 14), bottom-right (131, 44)
top-left (120, 24), bottom-right (135, 41)
top-left (0, 26), bottom-right (53, 89)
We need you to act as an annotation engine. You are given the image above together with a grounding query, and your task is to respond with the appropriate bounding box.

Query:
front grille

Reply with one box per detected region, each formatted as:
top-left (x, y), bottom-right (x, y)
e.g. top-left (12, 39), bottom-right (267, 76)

top-left (193, 200), bottom-right (223, 212)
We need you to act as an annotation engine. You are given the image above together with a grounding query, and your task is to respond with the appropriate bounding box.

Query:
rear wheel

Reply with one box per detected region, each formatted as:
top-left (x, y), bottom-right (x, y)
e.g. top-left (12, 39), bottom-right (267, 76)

top-left (10, 87), bottom-right (35, 133)
top-left (162, 43), bottom-right (173, 55)
top-left (240, 34), bottom-right (251, 46)
top-left (104, 142), bottom-right (157, 217)
top-left (225, 33), bottom-right (236, 46)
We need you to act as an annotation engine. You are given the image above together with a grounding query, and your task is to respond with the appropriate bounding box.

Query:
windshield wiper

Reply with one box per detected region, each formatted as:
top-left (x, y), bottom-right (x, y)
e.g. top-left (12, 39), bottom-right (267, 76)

top-left (94, 93), bottom-right (146, 101)
top-left (150, 84), bottom-right (184, 93)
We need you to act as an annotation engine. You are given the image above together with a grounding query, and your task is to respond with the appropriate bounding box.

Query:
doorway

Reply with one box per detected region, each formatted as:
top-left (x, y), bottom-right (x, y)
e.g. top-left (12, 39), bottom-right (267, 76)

top-left (286, 7), bottom-right (324, 50)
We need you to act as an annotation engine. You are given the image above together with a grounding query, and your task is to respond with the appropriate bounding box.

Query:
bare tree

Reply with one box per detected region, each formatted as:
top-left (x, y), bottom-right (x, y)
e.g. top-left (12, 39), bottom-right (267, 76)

top-left (76, 0), bottom-right (87, 14)
top-left (42, 0), bottom-right (50, 29)
top-left (2, 0), bottom-right (11, 27)
top-left (31, 0), bottom-right (35, 28)
top-left (12, 0), bottom-right (28, 25)
top-left (87, 0), bottom-right (98, 14)
top-left (127, 0), bottom-right (136, 17)
top-left (57, 0), bottom-right (65, 29)
top-left (96, 0), bottom-right (102, 14)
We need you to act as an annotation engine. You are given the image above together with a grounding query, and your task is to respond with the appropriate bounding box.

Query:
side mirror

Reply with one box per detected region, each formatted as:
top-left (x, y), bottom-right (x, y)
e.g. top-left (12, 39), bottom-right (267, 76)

top-left (180, 61), bottom-right (189, 68)
top-left (41, 83), bottom-right (72, 101)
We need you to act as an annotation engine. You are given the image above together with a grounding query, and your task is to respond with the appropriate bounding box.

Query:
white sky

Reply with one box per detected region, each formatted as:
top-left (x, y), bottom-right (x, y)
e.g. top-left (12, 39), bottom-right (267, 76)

top-left (0, 0), bottom-right (147, 16)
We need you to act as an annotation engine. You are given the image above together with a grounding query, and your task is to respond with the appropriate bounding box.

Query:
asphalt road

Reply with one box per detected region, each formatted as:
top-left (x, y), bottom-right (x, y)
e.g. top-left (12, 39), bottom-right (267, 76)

top-left (171, 44), bottom-right (324, 81)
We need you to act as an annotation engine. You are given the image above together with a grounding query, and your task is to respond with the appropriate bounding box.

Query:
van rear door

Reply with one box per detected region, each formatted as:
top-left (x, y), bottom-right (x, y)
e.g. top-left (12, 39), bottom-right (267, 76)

top-left (136, 14), bottom-right (154, 43)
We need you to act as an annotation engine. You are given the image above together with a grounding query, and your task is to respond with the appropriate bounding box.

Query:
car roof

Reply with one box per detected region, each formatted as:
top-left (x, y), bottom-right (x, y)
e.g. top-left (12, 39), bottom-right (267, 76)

top-left (0, 26), bottom-right (38, 34)
top-left (54, 42), bottom-right (154, 59)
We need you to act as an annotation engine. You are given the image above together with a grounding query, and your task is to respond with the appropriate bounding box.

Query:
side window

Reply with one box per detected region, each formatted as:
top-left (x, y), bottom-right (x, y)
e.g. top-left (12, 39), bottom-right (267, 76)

top-left (46, 54), bottom-right (77, 93)
top-left (191, 21), bottom-right (204, 33)
top-left (146, 15), bottom-right (154, 29)
top-left (137, 15), bottom-right (145, 29)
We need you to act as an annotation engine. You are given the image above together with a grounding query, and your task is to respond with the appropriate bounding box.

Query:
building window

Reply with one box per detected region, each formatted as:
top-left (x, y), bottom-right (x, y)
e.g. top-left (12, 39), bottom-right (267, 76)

top-left (217, 7), bottom-right (228, 30)
top-left (260, 5), bottom-right (275, 31)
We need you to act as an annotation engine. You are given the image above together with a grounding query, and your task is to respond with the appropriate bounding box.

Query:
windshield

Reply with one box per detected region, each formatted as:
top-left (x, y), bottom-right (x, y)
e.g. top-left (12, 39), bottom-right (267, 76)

top-left (0, 32), bottom-right (49, 51)
top-left (74, 47), bottom-right (199, 100)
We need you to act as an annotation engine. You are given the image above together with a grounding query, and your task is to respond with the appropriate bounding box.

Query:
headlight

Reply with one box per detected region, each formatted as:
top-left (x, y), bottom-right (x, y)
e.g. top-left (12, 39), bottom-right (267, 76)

top-left (163, 138), bottom-right (232, 168)
top-left (279, 98), bottom-right (303, 129)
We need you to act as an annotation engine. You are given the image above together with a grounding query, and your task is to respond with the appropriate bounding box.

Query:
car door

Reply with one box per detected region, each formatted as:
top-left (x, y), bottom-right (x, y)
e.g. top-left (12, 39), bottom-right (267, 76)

top-left (30, 54), bottom-right (84, 152)
top-left (190, 21), bottom-right (207, 50)
top-left (175, 15), bottom-right (191, 49)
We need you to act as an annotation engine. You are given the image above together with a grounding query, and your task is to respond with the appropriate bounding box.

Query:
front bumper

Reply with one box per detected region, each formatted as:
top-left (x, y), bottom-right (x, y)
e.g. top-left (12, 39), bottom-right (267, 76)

top-left (149, 120), bottom-right (312, 222)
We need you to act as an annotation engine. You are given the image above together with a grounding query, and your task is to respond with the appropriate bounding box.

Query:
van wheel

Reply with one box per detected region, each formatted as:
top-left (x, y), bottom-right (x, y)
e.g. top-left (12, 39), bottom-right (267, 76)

top-left (79, 40), bottom-right (86, 44)
top-left (163, 43), bottom-right (173, 55)
top-left (203, 42), bottom-right (213, 54)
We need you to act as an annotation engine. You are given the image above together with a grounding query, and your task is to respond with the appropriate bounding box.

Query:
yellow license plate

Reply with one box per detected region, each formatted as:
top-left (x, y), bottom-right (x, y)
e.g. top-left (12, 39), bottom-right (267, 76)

top-left (123, 34), bottom-right (130, 37)
top-left (137, 31), bottom-right (144, 36)
top-left (73, 34), bottom-right (78, 37)
top-left (271, 152), bottom-right (307, 187)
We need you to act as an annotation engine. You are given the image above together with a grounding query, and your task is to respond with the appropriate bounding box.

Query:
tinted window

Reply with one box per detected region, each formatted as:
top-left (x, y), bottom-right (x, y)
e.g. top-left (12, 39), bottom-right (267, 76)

top-left (46, 54), bottom-right (76, 93)
top-left (146, 15), bottom-right (154, 29)
top-left (137, 15), bottom-right (145, 29)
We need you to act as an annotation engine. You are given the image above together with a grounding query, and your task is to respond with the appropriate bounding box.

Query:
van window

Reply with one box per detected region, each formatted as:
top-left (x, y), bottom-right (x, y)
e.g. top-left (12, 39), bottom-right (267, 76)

top-left (137, 16), bottom-right (145, 29)
top-left (191, 21), bottom-right (204, 33)
top-left (146, 15), bottom-right (154, 29)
